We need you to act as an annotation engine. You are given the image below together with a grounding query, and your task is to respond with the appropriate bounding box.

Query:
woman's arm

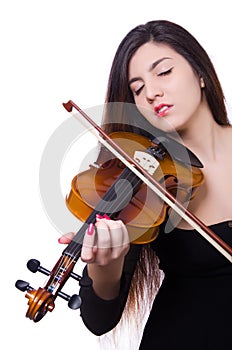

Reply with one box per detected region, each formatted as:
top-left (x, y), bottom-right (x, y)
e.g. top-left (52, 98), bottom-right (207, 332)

top-left (79, 243), bottom-right (142, 335)
top-left (82, 218), bottom-right (130, 300)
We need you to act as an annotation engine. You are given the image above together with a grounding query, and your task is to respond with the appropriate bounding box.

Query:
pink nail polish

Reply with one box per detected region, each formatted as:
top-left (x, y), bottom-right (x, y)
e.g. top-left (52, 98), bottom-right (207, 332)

top-left (96, 214), bottom-right (103, 219)
top-left (87, 223), bottom-right (95, 235)
top-left (103, 214), bottom-right (111, 220)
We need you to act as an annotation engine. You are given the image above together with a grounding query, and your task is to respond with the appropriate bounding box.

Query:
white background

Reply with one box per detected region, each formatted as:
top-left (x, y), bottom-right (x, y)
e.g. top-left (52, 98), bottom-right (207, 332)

top-left (1, 1), bottom-right (232, 349)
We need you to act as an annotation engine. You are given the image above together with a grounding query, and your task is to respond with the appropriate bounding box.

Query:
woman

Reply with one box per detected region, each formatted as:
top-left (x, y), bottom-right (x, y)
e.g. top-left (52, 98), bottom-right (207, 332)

top-left (60, 20), bottom-right (232, 349)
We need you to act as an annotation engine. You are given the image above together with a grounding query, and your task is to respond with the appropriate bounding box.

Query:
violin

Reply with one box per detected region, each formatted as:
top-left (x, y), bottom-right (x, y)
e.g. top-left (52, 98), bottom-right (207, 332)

top-left (15, 100), bottom-right (232, 322)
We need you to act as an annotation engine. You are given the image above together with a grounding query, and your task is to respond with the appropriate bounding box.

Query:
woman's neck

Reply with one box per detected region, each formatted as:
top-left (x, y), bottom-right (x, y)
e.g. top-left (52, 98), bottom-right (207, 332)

top-left (176, 109), bottom-right (229, 164)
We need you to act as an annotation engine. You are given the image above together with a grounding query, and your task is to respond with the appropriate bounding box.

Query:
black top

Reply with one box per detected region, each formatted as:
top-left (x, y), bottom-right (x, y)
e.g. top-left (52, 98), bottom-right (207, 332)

top-left (79, 221), bottom-right (232, 349)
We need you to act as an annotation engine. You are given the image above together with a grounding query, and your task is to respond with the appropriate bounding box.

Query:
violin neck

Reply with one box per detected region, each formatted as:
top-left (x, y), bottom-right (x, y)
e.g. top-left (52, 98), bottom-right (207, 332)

top-left (62, 221), bottom-right (91, 262)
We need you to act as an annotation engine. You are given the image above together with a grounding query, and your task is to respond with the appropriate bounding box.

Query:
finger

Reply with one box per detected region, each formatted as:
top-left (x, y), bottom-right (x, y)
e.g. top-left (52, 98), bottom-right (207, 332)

top-left (96, 218), bottom-right (128, 250)
top-left (81, 223), bottom-right (96, 263)
top-left (93, 219), bottom-right (113, 265)
top-left (95, 219), bottom-right (112, 250)
top-left (121, 222), bottom-right (130, 246)
top-left (58, 232), bottom-right (75, 244)
top-left (108, 220), bottom-right (130, 259)
top-left (96, 219), bottom-right (127, 262)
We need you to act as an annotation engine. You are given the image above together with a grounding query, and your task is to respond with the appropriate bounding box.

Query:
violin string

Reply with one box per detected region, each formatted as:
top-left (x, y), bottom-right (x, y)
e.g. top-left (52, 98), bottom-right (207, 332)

top-left (48, 255), bottom-right (65, 291)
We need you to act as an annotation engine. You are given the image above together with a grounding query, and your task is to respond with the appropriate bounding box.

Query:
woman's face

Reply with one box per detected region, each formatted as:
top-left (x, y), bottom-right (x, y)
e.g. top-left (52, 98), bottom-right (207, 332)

top-left (128, 42), bottom-right (204, 134)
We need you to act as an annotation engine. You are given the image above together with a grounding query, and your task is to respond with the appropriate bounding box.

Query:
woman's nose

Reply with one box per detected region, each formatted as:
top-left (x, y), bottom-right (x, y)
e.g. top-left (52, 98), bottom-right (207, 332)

top-left (145, 83), bottom-right (164, 103)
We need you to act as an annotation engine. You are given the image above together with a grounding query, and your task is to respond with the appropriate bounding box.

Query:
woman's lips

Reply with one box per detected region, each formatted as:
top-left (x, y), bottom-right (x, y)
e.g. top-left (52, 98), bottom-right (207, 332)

top-left (154, 104), bottom-right (173, 117)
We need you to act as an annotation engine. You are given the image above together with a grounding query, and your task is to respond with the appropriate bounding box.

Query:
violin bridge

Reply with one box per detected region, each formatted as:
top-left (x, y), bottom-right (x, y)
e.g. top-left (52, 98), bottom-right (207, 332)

top-left (134, 151), bottom-right (160, 175)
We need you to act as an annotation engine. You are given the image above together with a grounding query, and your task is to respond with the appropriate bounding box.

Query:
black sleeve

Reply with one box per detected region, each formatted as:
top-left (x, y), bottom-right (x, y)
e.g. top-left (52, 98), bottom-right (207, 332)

top-left (79, 244), bottom-right (142, 336)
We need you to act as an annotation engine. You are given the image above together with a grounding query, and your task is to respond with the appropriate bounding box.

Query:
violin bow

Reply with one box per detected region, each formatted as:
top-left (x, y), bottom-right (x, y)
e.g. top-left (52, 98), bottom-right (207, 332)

top-left (63, 100), bottom-right (232, 263)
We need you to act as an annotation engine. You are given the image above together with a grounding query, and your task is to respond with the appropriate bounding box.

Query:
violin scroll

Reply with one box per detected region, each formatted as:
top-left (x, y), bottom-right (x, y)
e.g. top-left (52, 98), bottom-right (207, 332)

top-left (15, 258), bottom-right (82, 322)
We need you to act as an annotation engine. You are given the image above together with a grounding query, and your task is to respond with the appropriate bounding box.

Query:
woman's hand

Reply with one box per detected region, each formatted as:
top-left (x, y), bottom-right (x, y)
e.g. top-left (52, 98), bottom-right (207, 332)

top-left (58, 216), bottom-right (130, 299)
top-left (58, 215), bottom-right (130, 266)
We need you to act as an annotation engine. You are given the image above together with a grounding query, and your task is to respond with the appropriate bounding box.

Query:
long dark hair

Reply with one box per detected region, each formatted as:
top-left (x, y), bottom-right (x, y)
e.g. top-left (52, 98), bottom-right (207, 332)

top-left (103, 20), bottom-right (230, 132)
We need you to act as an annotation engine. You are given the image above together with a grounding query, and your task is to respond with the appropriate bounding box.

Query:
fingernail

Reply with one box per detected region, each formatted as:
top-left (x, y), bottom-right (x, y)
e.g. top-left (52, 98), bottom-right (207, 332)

top-left (103, 214), bottom-right (111, 220)
top-left (87, 223), bottom-right (95, 235)
top-left (58, 237), bottom-right (62, 243)
top-left (96, 214), bottom-right (103, 219)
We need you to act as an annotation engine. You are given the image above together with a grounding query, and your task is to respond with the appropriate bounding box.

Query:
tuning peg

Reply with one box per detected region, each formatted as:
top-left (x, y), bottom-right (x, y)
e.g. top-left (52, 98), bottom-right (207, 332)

top-left (26, 258), bottom-right (82, 281)
top-left (57, 290), bottom-right (82, 309)
top-left (27, 259), bottom-right (50, 275)
top-left (15, 279), bottom-right (82, 310)
top-left (15, 280), bottom-right (34, 292)
top-left (68, 294), bottom-right (82, 309)
top-left (70, 271), bottom-right (82, 281)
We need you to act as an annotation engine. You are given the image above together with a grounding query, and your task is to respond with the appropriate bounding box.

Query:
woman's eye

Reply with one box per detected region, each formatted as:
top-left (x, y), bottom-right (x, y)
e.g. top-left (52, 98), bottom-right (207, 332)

top-left (134, 85), bottom-right (144, 96)
top-left (157, 67), bottom-right (173, 77)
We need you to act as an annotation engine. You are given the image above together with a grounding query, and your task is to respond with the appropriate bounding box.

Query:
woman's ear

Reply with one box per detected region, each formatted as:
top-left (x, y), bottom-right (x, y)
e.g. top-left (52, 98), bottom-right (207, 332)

top-left (200, 77), bottom-right (205, 88)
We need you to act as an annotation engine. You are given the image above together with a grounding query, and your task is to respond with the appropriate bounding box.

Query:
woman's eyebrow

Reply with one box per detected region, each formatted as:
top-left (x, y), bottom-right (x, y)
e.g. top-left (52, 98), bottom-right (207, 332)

top-left (149, 57), bottom-right (171, 71)
top-left (128, 57), bottom-right (172, 86)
